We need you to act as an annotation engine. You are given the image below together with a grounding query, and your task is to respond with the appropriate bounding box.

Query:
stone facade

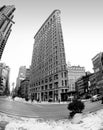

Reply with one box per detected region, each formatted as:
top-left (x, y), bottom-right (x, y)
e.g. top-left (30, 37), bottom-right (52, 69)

top-left (67, 65), bottom-right (85, 92)
top-left (92, 52), bottom-right (103, 94)
top-left (29, 10), bottom-right (68, 102)
top-left (0, 63), bottom-right (10, 95)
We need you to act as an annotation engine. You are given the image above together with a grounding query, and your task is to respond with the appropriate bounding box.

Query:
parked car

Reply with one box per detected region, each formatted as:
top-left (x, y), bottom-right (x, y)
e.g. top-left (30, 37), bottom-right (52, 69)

top-left (67, 96), bottom-right (74, 102)
top-left (90, 94), bottom-right (102, 102)
top-left (48, 98), bottom-right (53, 102)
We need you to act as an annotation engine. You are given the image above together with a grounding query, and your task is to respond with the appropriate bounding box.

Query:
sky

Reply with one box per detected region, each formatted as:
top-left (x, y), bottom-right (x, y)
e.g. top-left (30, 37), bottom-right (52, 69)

top-left (0, 0), bottom-right (103, 88)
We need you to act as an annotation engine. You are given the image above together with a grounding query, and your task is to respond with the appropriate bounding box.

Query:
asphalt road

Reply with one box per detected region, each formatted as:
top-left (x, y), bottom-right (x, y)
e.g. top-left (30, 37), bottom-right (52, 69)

top-left (0, 97), bottom-right (103, 120)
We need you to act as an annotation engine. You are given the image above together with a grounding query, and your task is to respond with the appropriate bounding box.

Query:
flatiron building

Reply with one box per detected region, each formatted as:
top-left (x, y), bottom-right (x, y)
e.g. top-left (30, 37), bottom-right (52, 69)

top-left (29, 10), bottom-right (68, 101)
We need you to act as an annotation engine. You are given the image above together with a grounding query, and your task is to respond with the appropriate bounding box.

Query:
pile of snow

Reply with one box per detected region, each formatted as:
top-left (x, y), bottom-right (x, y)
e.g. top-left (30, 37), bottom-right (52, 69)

top-left (7, 96), bottom-right (68, 104)
top-left (14, 97), bottom-right (33, 104)
top-left (0, 109), bottom-right (103, 130)
top-left (7, 97), bottom-right (35, 104)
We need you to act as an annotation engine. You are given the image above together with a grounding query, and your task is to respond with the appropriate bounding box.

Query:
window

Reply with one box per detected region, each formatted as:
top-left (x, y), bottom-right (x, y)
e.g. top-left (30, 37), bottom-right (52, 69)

top-left (65, 80), bottom-right (67, 86)
top-left (50, 18), bottom-right (52, 23)
top-left (49, 76), bottom-right (52, 82)
top-left (54, 82), bottom-right (58, 88)
top-left (54, 74), bottom-right (58, 80)
top-left (64, 72), bottom-right (67, 78)
top-left (56, 61), bottom-right (58, 65)
top-left (41, 86), bottom-right (44, 90)
top-left (36, 82), bottom-right (38, 86)
top-left (64, 65), bottom-right (66, 69)
top-left (62, 80), bottom-right (64, 86)
top-left (41, 80), bottom-right (44, 84)
top-left (45, 85), bottom-right (48, 90)
top-left (53, 15), bottom-right (55, 19)
top-left (101, 54), bottom-right (103, 65)
top-left (49, 84), bottom-right (52, 89)
top-left (56, 67), bottom-right (58, 72)
top-left (62, 89), bottom-right (64, 93)
top-left (61, 72), bottom-right (63, 78)
top-left (65, 89), bottom-right (67, 93)
top-left (39, 81), bottom-right (40, 85)
top-left (45, 78), bottom-right (48, 83)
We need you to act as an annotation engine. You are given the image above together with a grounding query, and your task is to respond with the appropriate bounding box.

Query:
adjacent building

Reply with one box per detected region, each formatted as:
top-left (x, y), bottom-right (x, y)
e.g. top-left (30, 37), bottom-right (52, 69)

top-left (15, 67), bottom-right (30, 98)
top-left (67, 65), bottom-right (85, 92)
top-left (75, 72), bottom-right (92, 98)
top-left (92, 52), bottom-right (103, 94)
top-left (0, 63), bottom-right (10, 95)
top-left (89, 73), bottom-right (96, 95)
top-left (19, 68), bottom-right (30, 98)
top-left (25, 68), bottom-right (30, 80)
top-left (29, 10), bottom-right (68, 102)
top-left (19, 79), bottom-right (29, 98)
top-left (15, 66), bottom-right (26, 92)
top-left (0, 5), bottom-right (15, 59)
top-left (60, 65), bottom-right (86, 101)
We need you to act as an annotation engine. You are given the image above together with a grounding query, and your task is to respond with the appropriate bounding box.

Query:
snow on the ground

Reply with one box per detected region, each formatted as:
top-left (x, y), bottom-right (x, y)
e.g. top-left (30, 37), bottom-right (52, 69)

top-left (8, 96), bottom-right (33, 104)
top-left (8, 96), bottom-right (68, 104)
top-left (3, 97), bottom-right (103, 130)
top-left (0, 108), bottom-right (103, 129)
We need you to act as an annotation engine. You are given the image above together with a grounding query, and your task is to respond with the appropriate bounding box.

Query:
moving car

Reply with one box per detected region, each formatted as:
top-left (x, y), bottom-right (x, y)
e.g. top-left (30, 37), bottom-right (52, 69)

top-left (91, 94), bottom-right (102, 102)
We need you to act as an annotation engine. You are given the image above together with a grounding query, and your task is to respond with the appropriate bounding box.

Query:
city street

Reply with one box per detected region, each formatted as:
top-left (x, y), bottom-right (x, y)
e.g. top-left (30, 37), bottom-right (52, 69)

top-left (0, 97), bottom-right (103, 121)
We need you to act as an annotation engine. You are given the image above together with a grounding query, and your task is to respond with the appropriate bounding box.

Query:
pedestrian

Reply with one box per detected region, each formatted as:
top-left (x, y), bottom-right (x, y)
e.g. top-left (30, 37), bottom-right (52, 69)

top-left (12, 95), bottom-right (15, 101)
top-left (58, 99), bottom-right (60, 103)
